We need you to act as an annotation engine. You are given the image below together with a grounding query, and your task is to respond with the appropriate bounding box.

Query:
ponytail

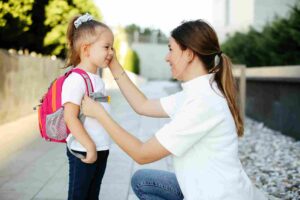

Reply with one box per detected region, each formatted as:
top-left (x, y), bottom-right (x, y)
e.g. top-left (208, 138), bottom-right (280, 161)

top-left (215, 54), bottom-right (244, 137)
top-left (65, 16), bottom-right (81, 68)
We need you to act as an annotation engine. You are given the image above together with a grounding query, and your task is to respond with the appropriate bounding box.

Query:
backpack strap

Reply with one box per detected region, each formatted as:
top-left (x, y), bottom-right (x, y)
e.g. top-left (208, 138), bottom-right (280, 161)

top-left (70, 68), bottom-right (94, 95)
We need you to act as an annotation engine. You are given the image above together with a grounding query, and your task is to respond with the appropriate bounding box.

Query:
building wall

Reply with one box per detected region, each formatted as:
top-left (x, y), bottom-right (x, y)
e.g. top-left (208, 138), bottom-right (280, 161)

top-left (213, 0), bottom-right (297, 42)
top-left (131, 43), bottom-right (172, 80)
top-left (254, 0), bottom-right (297, 29)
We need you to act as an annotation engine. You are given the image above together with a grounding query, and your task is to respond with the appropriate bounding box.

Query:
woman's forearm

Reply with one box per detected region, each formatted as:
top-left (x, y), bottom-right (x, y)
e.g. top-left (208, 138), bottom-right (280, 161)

top-left (94, 108), bottom-right (158, 164)
top-left (110, 62), bottom-right (147, 115)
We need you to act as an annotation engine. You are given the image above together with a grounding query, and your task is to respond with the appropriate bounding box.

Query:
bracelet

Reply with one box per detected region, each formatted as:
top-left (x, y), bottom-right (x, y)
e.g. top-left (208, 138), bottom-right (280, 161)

top-left (114, 70), bottom-right (126, 81)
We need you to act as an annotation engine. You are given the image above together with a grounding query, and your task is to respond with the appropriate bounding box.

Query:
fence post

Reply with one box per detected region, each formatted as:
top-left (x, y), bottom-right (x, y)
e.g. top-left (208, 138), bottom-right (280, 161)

top-left (239, 65), bottom-right (246, 123)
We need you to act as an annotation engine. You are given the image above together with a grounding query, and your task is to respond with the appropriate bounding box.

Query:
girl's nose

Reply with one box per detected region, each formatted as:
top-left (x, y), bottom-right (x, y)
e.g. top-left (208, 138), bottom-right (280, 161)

top-left (109, 48), bottom-right (114, 55)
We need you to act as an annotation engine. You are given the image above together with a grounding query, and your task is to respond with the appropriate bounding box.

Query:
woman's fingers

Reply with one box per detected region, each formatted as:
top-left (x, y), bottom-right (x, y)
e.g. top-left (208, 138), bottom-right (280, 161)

top-left (81, 94), bottom-right (100, 117)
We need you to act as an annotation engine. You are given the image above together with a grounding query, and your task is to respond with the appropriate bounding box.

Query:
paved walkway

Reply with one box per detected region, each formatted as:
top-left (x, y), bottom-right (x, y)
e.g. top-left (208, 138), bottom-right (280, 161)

top-left (0, 81), bottom-right (180, 200)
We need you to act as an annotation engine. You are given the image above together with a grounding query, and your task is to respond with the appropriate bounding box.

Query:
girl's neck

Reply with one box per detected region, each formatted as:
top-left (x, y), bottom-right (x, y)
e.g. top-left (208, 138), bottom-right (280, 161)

top-left (77, 60), bottom-right (98, 74)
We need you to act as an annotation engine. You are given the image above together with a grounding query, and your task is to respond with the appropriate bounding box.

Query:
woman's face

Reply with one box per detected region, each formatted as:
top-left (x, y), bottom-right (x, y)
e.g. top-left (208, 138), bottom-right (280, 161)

top-left (165, 37), bottom-right (188, 80)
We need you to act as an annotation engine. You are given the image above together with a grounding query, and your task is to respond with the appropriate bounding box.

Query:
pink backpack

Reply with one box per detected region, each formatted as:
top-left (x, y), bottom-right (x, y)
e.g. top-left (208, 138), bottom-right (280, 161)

top-left (37, 68), bottom-right (95, 143)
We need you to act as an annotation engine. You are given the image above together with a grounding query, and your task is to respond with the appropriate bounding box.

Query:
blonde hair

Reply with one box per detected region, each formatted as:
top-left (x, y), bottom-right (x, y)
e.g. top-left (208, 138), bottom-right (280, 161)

top-left (65, 15), bottom-right (110, 68)
top-left (171, 20), bottom-right (244, 137)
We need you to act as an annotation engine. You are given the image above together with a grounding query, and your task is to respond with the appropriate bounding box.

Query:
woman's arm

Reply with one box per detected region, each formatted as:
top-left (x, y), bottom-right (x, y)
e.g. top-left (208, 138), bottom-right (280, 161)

top-left (82, 95), bottom-right (171, 164)
top-left (109, 56), bottom-right (168, 118)
top-left (64, 103), bottom-right (97, 163)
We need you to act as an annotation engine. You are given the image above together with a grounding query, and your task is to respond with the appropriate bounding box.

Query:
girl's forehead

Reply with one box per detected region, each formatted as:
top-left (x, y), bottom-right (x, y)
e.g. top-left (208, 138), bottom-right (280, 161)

top-left (97, 28), bottom-right (114, 42)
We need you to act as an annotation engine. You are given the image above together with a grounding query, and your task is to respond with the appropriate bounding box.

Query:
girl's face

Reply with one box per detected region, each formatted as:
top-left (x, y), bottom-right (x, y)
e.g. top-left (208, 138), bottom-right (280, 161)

top-left (88, 28), bottom-right (114, 68)
top-left (165, 37), bottom-right (189, 80)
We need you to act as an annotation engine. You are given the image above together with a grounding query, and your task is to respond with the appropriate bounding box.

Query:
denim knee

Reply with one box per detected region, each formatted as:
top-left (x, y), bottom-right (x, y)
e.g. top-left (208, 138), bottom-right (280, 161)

top-left (131, 169), bottom-right (146, 194)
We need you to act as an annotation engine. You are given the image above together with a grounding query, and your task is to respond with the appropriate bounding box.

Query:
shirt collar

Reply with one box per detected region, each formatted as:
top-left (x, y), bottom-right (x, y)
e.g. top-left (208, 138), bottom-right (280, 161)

top-left (181, 73), bottom-right (216, 95)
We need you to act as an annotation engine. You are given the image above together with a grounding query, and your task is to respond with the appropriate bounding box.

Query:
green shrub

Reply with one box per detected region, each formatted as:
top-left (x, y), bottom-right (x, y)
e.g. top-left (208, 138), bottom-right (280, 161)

top-left (123, 48), bottom-right (140, 74)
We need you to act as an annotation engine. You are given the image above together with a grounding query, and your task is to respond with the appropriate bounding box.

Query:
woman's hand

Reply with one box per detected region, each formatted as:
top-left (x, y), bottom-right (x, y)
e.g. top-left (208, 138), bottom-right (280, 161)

top-left (81, 95), bottom-right (104, 118)
top-left (108, 48), bottom-right (121, 69)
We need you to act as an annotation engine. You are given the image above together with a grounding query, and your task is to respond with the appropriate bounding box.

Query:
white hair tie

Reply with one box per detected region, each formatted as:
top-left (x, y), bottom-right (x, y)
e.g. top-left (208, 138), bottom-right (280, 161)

top-left (74, 13), bottom-right (93, 29)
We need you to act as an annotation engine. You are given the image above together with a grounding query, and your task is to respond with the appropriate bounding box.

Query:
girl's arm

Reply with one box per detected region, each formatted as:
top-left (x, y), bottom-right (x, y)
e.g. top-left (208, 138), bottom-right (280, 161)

top-left (64, 103), bottom-right (97, 163)
top-left (82, 95), bottom-right (171, 164)
top-left (109, 58), bottom-right (168, 118)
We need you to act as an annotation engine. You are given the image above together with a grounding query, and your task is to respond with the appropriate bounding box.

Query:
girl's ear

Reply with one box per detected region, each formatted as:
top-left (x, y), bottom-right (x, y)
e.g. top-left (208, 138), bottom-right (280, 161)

top-left (81, 43), bottom-right (90, 57)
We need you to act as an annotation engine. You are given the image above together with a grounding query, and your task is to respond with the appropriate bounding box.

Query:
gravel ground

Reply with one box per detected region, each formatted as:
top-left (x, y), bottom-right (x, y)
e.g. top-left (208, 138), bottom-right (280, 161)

top-left (239, 118), bottom-right (300, 200)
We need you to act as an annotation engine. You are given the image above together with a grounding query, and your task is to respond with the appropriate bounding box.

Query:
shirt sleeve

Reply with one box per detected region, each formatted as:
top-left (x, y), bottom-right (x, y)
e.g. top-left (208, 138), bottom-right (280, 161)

top-left (155, 100), bottom-right (225, 156)
top-left (160, 91), bottom-right (184, 118)
top-left (62, 73), bottom-right (86, 106)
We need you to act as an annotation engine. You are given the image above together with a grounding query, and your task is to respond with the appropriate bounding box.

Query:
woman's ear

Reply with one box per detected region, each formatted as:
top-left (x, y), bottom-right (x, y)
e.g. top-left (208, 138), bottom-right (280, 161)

top-left (184, 48), bottom-right (195, 63)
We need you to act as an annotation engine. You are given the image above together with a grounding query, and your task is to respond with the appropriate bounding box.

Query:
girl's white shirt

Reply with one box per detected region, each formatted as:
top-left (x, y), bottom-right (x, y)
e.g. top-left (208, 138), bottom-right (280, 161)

top-left (156, 73), bottom-right (267, 200)
top-left (62, 69), bottom-right (111, 151)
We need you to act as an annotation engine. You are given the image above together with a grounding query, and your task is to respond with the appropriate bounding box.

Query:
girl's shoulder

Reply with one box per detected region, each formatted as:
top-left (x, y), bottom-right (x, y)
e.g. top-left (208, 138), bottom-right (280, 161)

top-left (62, 73), bottom-right (86, 92)
top-left (65, 72), bottom-right (86, 84)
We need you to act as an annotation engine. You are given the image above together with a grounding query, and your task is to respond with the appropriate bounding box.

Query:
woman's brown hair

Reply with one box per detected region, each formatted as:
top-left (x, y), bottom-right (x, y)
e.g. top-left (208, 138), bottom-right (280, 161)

top-left (65, 15), bottom-right (109, 68)
top-left (171, 19), bottom-right (244, 137)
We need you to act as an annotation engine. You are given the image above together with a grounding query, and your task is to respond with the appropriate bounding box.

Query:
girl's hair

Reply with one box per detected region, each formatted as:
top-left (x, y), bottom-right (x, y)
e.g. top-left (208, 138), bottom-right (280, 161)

top-left (171, 19), bottom-right (244, 137)
top-left (65, 15), bottom-right (110, 67)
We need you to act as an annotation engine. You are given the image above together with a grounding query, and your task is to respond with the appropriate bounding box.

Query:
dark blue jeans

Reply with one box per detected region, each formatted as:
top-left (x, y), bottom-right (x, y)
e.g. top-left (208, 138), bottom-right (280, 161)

top-left (131, 169), bottom-right (184, 200)
top-left (66, 147), bottom-right (109, 200)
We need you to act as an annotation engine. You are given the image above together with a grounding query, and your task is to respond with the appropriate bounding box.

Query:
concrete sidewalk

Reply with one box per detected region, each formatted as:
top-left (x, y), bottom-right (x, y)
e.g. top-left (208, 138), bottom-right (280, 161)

top-left (0, 81), bottom-right (180, 200)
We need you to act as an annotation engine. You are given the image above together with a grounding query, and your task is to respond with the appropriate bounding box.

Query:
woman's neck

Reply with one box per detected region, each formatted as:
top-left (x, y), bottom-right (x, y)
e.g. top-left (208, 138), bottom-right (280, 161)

top-left (181, 60), bottom-right (208, 82)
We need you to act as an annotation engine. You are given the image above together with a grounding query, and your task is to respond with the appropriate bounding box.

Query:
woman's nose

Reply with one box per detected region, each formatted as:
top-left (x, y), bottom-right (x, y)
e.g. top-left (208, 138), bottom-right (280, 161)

top-left (165, 54), bottom-right (170, 62)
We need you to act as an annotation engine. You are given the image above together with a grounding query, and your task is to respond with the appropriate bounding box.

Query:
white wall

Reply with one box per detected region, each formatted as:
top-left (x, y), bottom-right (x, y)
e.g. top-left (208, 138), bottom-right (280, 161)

top-left (131, 43), bottom-right (172, 80)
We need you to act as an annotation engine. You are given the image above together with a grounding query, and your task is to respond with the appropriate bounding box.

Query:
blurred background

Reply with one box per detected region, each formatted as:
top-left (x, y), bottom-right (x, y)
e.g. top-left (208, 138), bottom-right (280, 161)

top-left (0, 0), bottom-right (299, 199)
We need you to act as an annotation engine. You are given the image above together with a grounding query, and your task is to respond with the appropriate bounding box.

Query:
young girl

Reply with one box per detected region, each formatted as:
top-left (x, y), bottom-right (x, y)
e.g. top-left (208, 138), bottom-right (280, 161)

top-left (62, 13), bottom-right (114, 200)
top-left (81, 19), bottom-right (267, 200)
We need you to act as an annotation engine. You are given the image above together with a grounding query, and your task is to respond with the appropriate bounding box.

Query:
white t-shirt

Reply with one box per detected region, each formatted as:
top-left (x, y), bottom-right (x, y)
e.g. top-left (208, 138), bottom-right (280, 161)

top-left (156, 74), bottom-right (267, 200)
top-left (62, 69), bottom-right (111, 151)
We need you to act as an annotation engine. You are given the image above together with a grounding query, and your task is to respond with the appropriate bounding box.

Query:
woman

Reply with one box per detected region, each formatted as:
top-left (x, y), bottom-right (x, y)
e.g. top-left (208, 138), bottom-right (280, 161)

top-left (81, 20), bottom-right (267, 200)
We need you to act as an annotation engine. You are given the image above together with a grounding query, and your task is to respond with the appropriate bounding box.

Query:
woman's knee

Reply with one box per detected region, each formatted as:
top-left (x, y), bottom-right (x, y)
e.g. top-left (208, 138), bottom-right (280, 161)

top-left (131, 169), bottom-right (147, 190)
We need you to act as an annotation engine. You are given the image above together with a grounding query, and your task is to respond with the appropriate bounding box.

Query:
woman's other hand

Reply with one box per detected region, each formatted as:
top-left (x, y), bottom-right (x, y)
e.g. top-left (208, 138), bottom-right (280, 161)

top-left (81, 95), bottom-right (103, 118)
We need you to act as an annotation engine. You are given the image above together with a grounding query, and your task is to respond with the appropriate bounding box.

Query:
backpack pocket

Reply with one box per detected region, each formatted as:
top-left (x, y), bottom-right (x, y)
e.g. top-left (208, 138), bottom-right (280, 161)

top-left (46, 107), bottom-right (68, 140)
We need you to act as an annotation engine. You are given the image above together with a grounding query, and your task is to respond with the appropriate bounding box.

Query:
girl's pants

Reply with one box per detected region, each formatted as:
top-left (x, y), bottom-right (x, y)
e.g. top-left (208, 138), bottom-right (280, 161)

top-left (67, 147), bottom-right (109, 200)
top-left (131, 169), bottom-right (184, 200)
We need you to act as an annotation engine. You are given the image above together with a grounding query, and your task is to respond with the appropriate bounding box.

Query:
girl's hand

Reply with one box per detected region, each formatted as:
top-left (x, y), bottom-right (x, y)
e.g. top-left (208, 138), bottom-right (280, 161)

top-left (81, 148), bottom-right (97, 164)
top-left (81, 95), bottom-right (103, 118)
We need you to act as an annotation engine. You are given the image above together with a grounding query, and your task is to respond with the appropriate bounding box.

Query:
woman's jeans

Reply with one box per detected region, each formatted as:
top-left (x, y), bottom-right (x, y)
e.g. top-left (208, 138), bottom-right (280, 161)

top-left (66, 147), bottom-right (109, 200)
top-left (131, 169), bottom-right (184, 200)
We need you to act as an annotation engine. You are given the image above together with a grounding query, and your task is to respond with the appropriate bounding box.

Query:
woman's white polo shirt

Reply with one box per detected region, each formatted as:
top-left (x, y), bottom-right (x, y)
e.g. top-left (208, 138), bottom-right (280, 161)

top-left (155, 74), bottom-right (266, 200)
